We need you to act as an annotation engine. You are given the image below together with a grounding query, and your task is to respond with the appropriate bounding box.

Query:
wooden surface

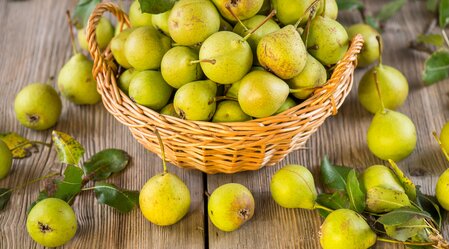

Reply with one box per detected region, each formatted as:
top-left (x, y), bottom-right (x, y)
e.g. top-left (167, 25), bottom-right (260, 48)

top-left (0, 0), bottom-right (447, 248)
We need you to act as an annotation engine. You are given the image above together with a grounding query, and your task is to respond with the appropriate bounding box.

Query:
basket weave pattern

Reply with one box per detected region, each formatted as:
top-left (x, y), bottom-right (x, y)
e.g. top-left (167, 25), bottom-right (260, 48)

top-left (87, 3), bottom-right (364, 174)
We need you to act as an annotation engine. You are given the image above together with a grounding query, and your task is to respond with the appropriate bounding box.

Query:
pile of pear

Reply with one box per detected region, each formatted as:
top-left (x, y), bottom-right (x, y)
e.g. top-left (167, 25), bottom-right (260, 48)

top-left (109, 0), bottom-right (350, 122)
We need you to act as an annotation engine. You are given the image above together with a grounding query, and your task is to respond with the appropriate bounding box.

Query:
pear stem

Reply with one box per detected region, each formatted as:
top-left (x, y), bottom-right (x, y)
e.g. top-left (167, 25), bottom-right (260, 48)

top-left (376, 237), bottom-right (436, 246)
top-left (373, 70), bottom-right (386, 113)
top-left (432, 131), bottom-right (449, 163)
top-left (241, 9), bottom-right (277, 42)
top-left (294, 0), bottom-right (320, 29)
top-left (376, 35), bottom-right (383, 67)
top-left (10, 172), bottom-right (59, 192)
top-left (154, 129), bottom-right (168, 173)
top-left (81, 187), bottom-right (96, 191)
top-left (9, 140), bottom-right (51, 152)
top-left (190, 59), bottom-right (216, 65)
top-left (225, 3), bottom-right (248, 31)
top-left (65, 10), bottom-right (78, 55)
top-left (313, 203), bottom-right (334, 213)
top-left (321, 0), bottom-right (326, 17)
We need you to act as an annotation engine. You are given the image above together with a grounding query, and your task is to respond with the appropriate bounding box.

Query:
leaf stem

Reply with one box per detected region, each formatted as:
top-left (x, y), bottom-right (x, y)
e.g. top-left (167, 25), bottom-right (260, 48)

top-left (377, 237), bottom-right (435, 246)
top-left (81, 187), bottom-right (96, 191)
top-left (11, 172), bottom-right (59, 192)
top-left (314, 203), bottom-right (334, 213)
top-left (376, 35), bottom-right (383, 66)
top-left (225, 3), bottom-right (248, 31)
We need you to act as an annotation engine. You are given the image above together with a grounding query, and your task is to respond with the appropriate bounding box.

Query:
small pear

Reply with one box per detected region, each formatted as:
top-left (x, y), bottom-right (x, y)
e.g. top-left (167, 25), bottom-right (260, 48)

top-left (173, 80), bottom-right (217, 121)
top-left (211, 0), bottom-right (263, 22)
top-left (305, 16), bottom-right (349, 65)
top-left (118, 68), bottom-right (140, 95)
top-left (77, 17), bottom-right (114, 51)
top-left (320, 209), bottom-right (377, 249)
top-left (110, 28), bottom-right (135, 68)
top-left (362, 165), bottom-right (405, 193)
top-left (270, 164), bottom-right (317, 209)
top-left (160, 103), bottom-right (180, 117)
top-left (212, 100), bottom-right (252, 122)
top-left (14, 83), bottom-right (62, 130)
top-left (199, 31), bottom-right (253, 84)
top-left (347, 24), bottom-right (382, 67)
top-left (161, 46), bottom-right (204, 89)
top-left (316, 0), bottom-right (338, 20)
top-left (168, 0), bottom-right (220, 46)
top-left (436, 168), bottom-right (449, 211)
top-left (367, 109), bottom-right (417, 161)
top-left (58, 53), bottom-right (101, 105)
top-left (152, 10), bottom-right (171, 36)
top-left (225, 80), bottom-right (241, 99)
top-left (124, 27), bottom-right (171, 70)
top-left (128, 71), bottom-right (173, 111)
top-left (272, 0), bottom-right (316, 26)
top-left (0, 140), bottom-right (12, 179)
top-left (274, 97), bottom-right (296, 114)
top-left (238, 70), bottom-right (289, 118)
top-left (257, 25), bottom-right (307, 79)
top-left (288, 54), bottom-right (327, 99)
top-left (129, 0), bottom-right (153, 27)
top-left (208, 183), bottom-right (255, 232)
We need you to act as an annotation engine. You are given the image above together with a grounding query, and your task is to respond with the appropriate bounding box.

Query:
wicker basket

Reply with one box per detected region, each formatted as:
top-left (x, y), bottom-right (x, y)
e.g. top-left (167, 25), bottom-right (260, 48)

top-left (86, 3), bottom-right (364, 174)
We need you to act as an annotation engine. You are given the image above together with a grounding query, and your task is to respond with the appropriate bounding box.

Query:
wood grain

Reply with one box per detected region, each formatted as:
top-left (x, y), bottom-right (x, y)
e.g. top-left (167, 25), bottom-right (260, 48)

top-left (0, 0), bottom-right (448, 248)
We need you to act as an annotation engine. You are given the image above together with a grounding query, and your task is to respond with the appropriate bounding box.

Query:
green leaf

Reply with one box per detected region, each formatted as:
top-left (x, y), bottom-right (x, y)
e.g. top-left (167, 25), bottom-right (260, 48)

top-left (416, 189), bottom-right (442, 229)
top-left (440, 0), bottom-right (449, 28)
top-left (83, 149), bottom-right (130, 181)
top-left (93, 182), bottom-right (139, 213)
top-left (53, 165), bottom-right (84, 203)
top-left (0, 132), bottom-right (33, 159)
top-left (320, 156), bottom-right (352, 190)
top-left (336, 0), bottom-right (364, 10)
top-left (416, 34), bottom-right (445, 47)
top-left (388, 160), bottom-right (416, 202)
top-left (384, 217), bottom-right (428, 242)
top-left (52, 131), bottom-right (85, 166)
top-left (422, 50), bottom-right (449, 85)
top-left (316, 192), bottom-right (350, 217)
top-left (377, 207), bottom-right (433, 226)
top-left (139, 0), bottom-right (176, 14)
top-left (0, 188), bottom-right (12, 211)
top-left (427, 0), bottom-right (439, 12)
top-left (375, 0), bottom-right (406, 22)
top-left (345, 170), bottom-right (366, 213)
top-left (72, 0), bottom-right (101, 29)
top-left (365, 15), bottom-right (381, 32)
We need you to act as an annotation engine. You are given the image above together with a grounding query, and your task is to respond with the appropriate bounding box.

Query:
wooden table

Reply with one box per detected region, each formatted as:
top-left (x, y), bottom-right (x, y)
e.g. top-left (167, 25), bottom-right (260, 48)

top-left (0, 0), bottom-right (447, 248)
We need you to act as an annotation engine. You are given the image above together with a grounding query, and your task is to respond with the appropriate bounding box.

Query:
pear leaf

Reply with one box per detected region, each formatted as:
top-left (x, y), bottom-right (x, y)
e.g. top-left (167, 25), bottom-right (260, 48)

top-left (336, 0), bottom-right (364, 10)
top-left (375, 0), bottom-right (406, 22)
top-left (93, 182), bottom-right (139, 213)
top-left (52, 131), bottom-right (85, 166)
top-left (384, 217), bottom-right (428, 242)
top-left (0, 188), bottom-right (12, 211)
top-left (53, 165), bottom-right (84, 203)
top-left (388, 160), bottom-right (416, 202)
top-left (422, 49), bottom-right (449, 85)
top-left (416, 189), bottom-right (442, 229)
top-left (377, 207), bottom-right (433, 226)
top-left (320, 156), bottom-right (352, 191)
top-left (345, 170), bottom-right (366, 213)
top-left (72, 0), bottom-right (101, 29)
top-left (440, 0), bottom-right (449, 28)
top-left (427, 0), bottom-right (439, 12)
top-left (316, 192), bottom-right (350, 217)
top-left (83, 149), bottom-right (130, 181)
top-left (0, 132), bottom-right (34, 159)
top-left (416, 34), bottom-right (444, 47)
top-left (139, 0), bottom-right (176, 14)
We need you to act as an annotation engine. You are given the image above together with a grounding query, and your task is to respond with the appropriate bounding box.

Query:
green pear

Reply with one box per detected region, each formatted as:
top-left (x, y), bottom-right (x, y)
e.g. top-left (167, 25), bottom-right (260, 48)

top-left (358, 65), bottom-right (408, 113)
top-left (211, 0), bottom-right (263, 22)
top-left (110, 28), bottom-right (134, 68)
top-left (367, 109), bottom-right (417, 161)
top-left (173, 80), bottom-right (217, 121)
top-left (160, 103), bottom-right (180, 117)
top-left (199, 31), bottom-right (253, 84)
top-left (225, 80), bottom-right (241, 99)
top-left (14, 83), bottom-right (62, 130)
top-left (118, 68), bottom-right (140, 95)
top-left (77, 17), bottom-right (114, 51)
top-left (257, 25), bottom-right (307, 79)
top-left (124, 27), bottom-right (171, 70)
top-left (306, 16), bottom-right (349, 65)
top-left (347, 24), bottom-right (382, 67)
top-left (233, 15), bottom-right (280, 65)
top-left (208, 183), bottom-right (255, 232)
top-left (317, 0), bottom-right (338, 20)
top-left (362, 165), bottom-right (405, 192)
top-left (129, 0), bottom-right (153, 27)
top-left (436, 168), bottom-right (449, 211)
top-left (274, 97), bottom-right (296, 114)
top-left (128, 71), bottom-right (173, 111)
top-left (272, 0), bottom-right (316, 26)
top-left (0, 140), bottom-right (12, 179)
top-left (212, 100), bottom-right (252, 122)
top-left (440, 121), bottom-right (449, 153)
top-left (270, 164), bottom-right (317, 209)
top-left (288, 54), bottom-right (327, 99)
top-left (58, 53), bottom-right (101, 105)
top-left (168, 0), bottom-right (220, 46)
top-left (366, 187), bottom-right (411, 213)
top-left (238, 70), bottom-right (289, 118)
top-left (320, 209), bottom-right (377, 249)
top-left (139, 172), bottom-right (191, 226)
top-left (161, 46), bottom-right (204, 89)
top-left (152, 10), bottom-right (171, 36)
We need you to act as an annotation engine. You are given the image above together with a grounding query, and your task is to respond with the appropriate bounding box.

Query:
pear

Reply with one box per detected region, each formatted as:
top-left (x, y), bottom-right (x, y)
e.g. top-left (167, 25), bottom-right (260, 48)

top-left (367, 109), bottom-right (417, 161)
top-left (219, 16), bottom-right (233, 31)
top-left (14, 83), bottom-right (62, 130)
top-left (274, 97), bottom-right (296, 114)
top-left (238, 70), bottom-right (289, 118)
top-left (152, 10), bottom-right (171, 36)
top-left (347, 24), bottom-right (382, 67)
top-left (161, 46), bottom-right (204, 89)
top-left (317, 0), bottom-right (338, 20)
top-left (362, 165), bottom-right (405, 193)
top-left (272, 0), bottom-right (316, 26)
top-left (168, 0), bottom-right (220, 46)
top-left (208, 183), bottom-right (255, 232)
top-left (225, 80), bottom-right (241, 99)
top-left (173, 80), bottom-right (217, 121)
top-left (288, 54), bottom-right (327, 99)
top-left (365, 186), bottom-right (411, 213)
top-left (128, 71), bottom-right (173, 111)
top-left (124, 27), bottom-right (171, 70)
top-left (233, 15), bottom-right (280, 65)
top-left (257, 0), bottom-right (272, 15)
top-left (129, 0), bottom-right (153, 27)
top-left (212, 100), bottom-right (252, 122)
top-left (110, 28), bottom-right (134, 68)
top-left (0, 140), bottom-right (12, 179)
top-left (320, 209), bottom-right (377, 249)
top-left (257, 25), bottom-right (307, 79)
top-left (77, 17), bottom-right (114, 51)
top-left (58, 53), bottom-right (101, 105)
top-left (118, 68), bottom-right (140, 95)
top-left (211, 0), bottom-right (263, 22)
top-left (306, 16), bottom-right (349, 66)
top-left (436, 168), bottom-right (449, 211)
top-left (270, 164), bottom-right (317, 209)
top-left (440, 121), bottom-right (449, 153)
top-left (160, 103), bottom-right (180, 118)
top-left (358, 65), bottom-right (408, 114)
top-left (199, 31), bottom-right (253, 84)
